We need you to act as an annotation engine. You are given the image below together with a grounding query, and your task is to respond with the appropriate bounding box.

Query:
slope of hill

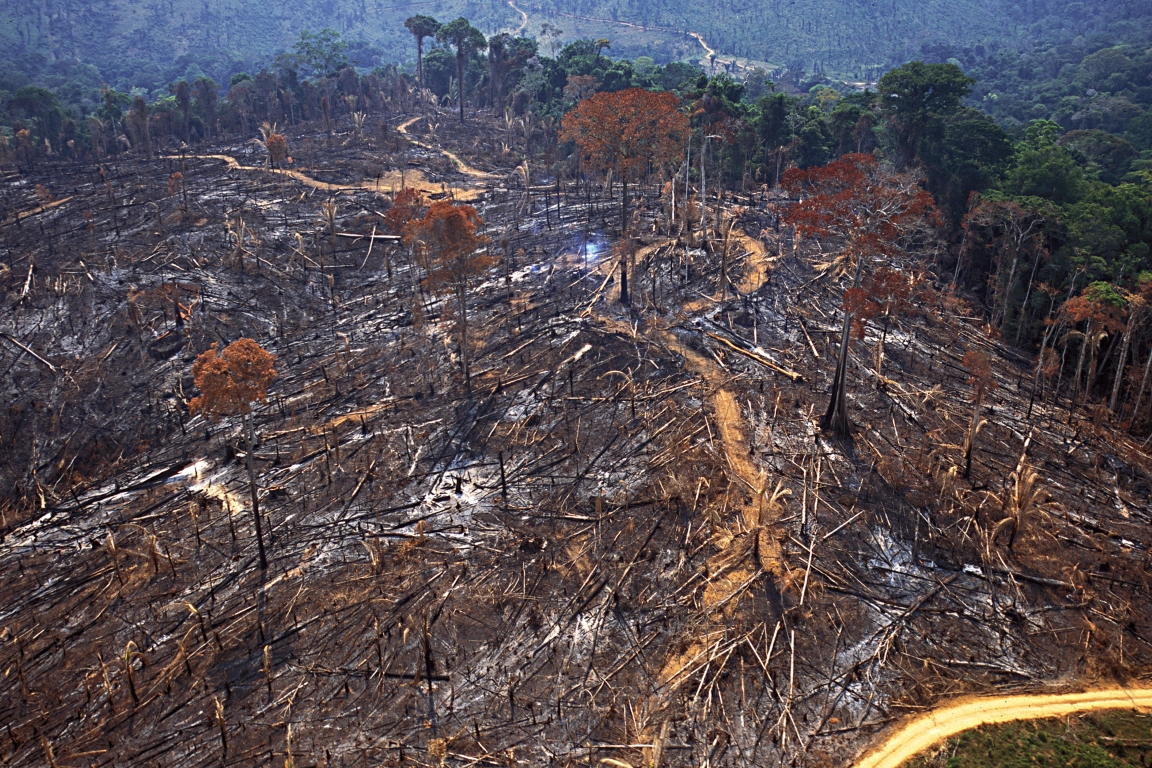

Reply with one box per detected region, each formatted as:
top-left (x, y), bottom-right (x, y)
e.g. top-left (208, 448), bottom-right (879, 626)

top-left (2, 106), bottom-right (1152, 768)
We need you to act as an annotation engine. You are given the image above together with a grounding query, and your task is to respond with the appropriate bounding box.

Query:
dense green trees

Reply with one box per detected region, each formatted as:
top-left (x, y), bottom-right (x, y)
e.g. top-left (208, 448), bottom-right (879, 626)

top-left (437, 19), bottom-right (487, 122)
top-left (877, 61), bottom-right (975, 167)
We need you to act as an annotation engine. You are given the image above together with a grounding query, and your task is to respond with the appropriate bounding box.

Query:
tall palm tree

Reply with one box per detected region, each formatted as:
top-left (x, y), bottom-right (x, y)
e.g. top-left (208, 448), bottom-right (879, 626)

top-left (488, 33), bottom-right (510, 115)
top-left (437, 18), bottom-right (486, 122)
top-left (404, 15), bottom-right (441, 95)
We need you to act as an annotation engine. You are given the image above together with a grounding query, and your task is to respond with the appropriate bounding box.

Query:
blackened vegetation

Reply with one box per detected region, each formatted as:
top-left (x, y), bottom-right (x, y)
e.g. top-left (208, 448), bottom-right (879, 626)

top-left (1, 111), bottom-right (1152, 768)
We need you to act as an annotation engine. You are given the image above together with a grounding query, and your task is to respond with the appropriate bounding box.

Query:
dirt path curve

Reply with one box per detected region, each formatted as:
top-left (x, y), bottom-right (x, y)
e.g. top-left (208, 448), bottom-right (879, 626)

top-left (396, 117), bottom-right (499, 180)
top-left (730, 227), bottom-right (775, 294)
top-left (546, 9), bottom-right (723, 71)
top-left (169, 153), bottom-right (484, 201)
top-left (585, 237), bottom-right (785, 764)
top-left (688, 31), bottom-right (716, 59)
top-left (506, 0), bottom-right (529, 36)
top-left (856, 687), bottom-right (1152, 768)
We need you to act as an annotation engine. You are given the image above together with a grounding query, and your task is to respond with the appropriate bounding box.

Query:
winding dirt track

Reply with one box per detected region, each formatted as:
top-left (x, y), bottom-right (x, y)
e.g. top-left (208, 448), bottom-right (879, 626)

top-left (507, 0), bottom-right (529, 36)
top-left (396, 117), bottom-right (498, 180)
top-left (855, 687), bottom-right (1152, 768)
top-left (168, 150), bottom-right (484, 200)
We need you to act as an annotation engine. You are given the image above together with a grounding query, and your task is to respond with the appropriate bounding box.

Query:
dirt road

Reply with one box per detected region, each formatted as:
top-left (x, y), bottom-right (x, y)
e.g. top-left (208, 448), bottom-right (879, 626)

top-left (856, 687), bottom-right (1152, 768)
top-left (396, 117), bottom-right (498, 180)
top-left (507, 0), bottom-right (529, 36)
top-left (170, 151), bottom-right (484, 200)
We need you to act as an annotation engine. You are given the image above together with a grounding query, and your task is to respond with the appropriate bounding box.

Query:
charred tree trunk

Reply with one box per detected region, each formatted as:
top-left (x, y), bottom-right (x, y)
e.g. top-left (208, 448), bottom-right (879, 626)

top-left (457, 284), bottom-right (471, 390)
top-left (456, 53), bottom-right (465, 123)
top-left (1109, 321), bottom-right (1132, 412)
top-left (244, 414), bottom-right (268, 570)
top-left (823, 311), bottom-right (853, 435)
top-left (964, 384), bottom-right (985, 479)
top-left (823, 261), bottom-right (866, 435)
top-left (619, 249), bottom-right (629, 306)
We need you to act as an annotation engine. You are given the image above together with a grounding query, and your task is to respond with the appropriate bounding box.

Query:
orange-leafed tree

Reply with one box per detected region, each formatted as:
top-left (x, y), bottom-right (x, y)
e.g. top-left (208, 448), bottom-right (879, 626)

top-left (404, 201), bottom-right (493, 389)
top-left (190, 339), bottom-right (277, 569)
top-left (384, 188), bottom-right (427, 236)
top-left (780, 153), bottom-right (937, 434)
top-left (961, 349), bottom-right (997, 478)
top-left (560, 88), bottom-right (689, 232)
top-left (265, 132), bottom-right (288, 168)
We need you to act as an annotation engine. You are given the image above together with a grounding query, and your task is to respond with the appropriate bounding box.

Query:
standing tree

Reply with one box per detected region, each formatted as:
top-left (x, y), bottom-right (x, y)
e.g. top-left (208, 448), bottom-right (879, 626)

top-left (293, 29), bottom-right (349, 78)
top-left (168, 79), bottom-right (192, 143)
top-left (404, 15), bottom-right (441, 96)
top-left (189, 339), bottom-right (277, 569)
top-left (1060, 282), bottom-right (1128, 411)
top-left (961, 199), bottom-right (1047, 337)
top-left (780, 153), bottom-right (937, 435)
top-left (487, 33), bottom-right (511, 115)
top-left (404, 201), bottom-right (493, 388)
top-left (861, 265), bottom-right (913, 381)
top-left (560, 88), bottom-right (689, 232)
top-left (384, 188), bottom-right (427, 235)
top-left (265, 132), bottom-right (288, 169)
top-left (126, 95), bottom-right (152, 158)
top-left (877, 61), bottom-right (974, 168)
top-left (961, 349), bottom-right (996, 479)
top-left (193, 77), bottom-right (219, 139)
top-left (436, 18), bottom-right (486, 122)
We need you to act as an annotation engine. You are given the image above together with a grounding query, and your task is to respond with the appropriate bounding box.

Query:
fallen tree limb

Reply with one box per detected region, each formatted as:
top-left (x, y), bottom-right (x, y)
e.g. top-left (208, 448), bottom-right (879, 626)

top-left (705, 332), bottom-right (803, 381)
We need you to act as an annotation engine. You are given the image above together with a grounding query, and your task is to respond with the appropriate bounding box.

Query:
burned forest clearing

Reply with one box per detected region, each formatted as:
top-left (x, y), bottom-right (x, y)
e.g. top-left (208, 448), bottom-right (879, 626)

top-left (2, 108), bottom-right (1152, 768)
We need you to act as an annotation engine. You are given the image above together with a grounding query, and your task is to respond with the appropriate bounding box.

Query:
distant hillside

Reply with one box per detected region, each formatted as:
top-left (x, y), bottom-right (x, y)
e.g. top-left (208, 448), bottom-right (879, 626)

top-left (0, 0), bottom-right (520, 91)
top-left (3, 0), bottom-right (1150, 95)
top-left (524, 0), bottom-right (1152, 75)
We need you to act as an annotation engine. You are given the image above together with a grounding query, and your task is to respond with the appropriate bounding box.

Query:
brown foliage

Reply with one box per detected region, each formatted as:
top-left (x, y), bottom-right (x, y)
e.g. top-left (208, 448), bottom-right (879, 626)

top-left (404, 200), bottom-right (492, 292)
top-left (962, 349), bottom-right (996, 395)
top-left (265, 133), bottom-right (288, 166)
top-left (559, 88), bottom-right (688, 183)
top-left (189, 339), bottom-right (277, 421)
top-left (384, 188), bottom-right (427, 236)
top-left (781, 154), bottom-right (938, 264)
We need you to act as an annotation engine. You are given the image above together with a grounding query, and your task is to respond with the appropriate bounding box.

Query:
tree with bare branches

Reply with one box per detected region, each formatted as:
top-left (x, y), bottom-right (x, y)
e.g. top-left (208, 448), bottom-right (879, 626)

top-left (780, 153), bottom-right (937, 435)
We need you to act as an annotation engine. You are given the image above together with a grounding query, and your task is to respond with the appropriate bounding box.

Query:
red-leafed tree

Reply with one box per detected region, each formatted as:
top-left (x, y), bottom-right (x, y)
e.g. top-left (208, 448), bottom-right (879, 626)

top-left (190, 339), bottom-right (277, 569)
top-left (560, 88), bottom-right (689, 232)
top-left (780, 153), bottom-right (937, 434)
top-left (384, 188), bottom-right (427, 236)
top-left (404, 201), bottom-right (493, 388)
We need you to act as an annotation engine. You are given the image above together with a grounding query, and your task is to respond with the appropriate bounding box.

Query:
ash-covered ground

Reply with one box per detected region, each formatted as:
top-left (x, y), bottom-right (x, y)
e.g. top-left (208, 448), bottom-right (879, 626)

top-left (2, 110), bottom-right (1151, 768)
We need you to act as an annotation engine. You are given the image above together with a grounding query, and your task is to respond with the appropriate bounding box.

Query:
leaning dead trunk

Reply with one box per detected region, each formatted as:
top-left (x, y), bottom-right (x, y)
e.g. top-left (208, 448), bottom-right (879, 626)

top-left (823, 259), bottom-right (867, 435)
top-left (1132, 347), bottom-right (1152, 425)
top-left (1109, 321), bottom-right (1132, 412)
top-left (457, 284), bottom-right (471, 390)
top-left (618, 248), bottom-right (629, 306)
top-left (244, 414), bottom-right (268, 569)
top-left (964, 383), bottom-right (985, 479)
